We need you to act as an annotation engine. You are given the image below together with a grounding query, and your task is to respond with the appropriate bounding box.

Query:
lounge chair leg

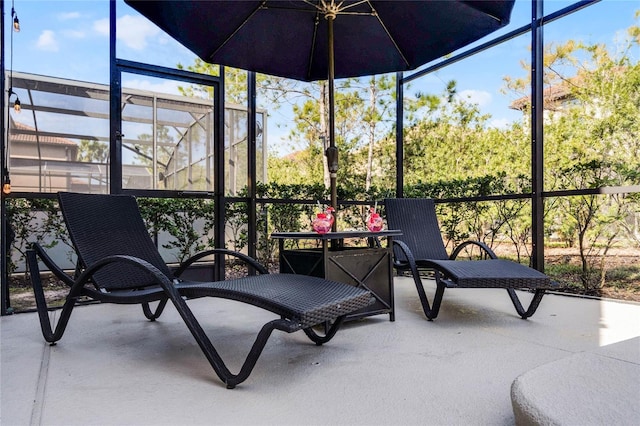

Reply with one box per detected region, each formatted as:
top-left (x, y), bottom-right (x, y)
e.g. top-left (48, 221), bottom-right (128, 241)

top-left (429, 281), bottom-right (446, 320)
top-left (303, 316), bottom-right (346, 345)
top-left (27, 249), bottom-right (76, 344)
top-left (507, 289), bottom-right (546, 319)
top-left (142, 299), bottom-right (168, 321)
top-left (406, 268), bottom-right (445, 321)
top-left (393, 240), bottom-right (444, 320)
top-left (159, 276), bottom-right (298, 388)
top-left (224, 319), bottom-right (299, 389)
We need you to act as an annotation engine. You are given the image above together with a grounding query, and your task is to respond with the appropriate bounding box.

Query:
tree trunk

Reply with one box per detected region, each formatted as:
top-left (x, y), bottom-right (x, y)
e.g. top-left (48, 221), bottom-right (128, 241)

top-left (319, 81), bottom-right (330, 190)
top-left (365, 77), bottom-right (376, 191)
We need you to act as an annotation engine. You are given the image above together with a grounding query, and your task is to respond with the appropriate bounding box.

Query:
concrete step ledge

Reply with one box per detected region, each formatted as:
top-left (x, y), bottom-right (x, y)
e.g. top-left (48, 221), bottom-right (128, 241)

top-left (511, 337), bottom-right (640, 425)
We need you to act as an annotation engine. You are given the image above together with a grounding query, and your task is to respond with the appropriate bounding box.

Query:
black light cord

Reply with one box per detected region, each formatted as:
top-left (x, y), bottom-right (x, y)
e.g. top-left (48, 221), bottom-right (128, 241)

top-left (3, 0), bottom-right (20, 194)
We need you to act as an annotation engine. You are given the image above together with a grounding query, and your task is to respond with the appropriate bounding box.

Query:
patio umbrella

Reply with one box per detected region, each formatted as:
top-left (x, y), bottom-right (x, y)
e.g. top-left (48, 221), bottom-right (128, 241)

top-left (125, 0), bottom-right (515, 215)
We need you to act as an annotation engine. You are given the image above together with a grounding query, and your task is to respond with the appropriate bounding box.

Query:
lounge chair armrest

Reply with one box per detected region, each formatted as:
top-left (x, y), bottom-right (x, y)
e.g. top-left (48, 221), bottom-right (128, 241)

top-left (28, 242), bottom-right (75, 287)
top-left (450, 240), bottom-right (497, 260)
top-left (392, 240), bottom-right (422, 278)
top-left (174, 248), bottom-right (269, 278)
top-left (30, 247), bottom-right (174, 301)
top-left (27, 246), bottom-right (172, 343)
top-left (28, 243), bottom-right (169, 296)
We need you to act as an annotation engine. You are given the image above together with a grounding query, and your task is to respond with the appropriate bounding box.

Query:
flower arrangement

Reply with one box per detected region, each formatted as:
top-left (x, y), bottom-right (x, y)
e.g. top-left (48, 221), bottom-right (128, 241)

top-left (312, 203), bottom-right (335, 234)
top-left (366, 203), bottom-right (383, 232)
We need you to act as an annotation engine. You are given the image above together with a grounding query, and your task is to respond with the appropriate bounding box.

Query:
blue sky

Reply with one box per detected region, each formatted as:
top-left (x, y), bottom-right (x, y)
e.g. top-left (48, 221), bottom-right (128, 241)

top-left (5, 0), bottom-right (639, 154)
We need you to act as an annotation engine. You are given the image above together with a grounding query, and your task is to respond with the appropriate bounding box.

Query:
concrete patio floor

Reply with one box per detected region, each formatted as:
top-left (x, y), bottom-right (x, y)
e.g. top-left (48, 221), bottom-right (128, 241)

top-left (2, 276), bottom-right (639, 426)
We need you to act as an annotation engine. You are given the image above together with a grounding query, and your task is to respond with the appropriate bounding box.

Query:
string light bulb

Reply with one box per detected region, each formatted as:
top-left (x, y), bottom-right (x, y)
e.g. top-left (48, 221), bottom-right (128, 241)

top-left (8, 90), bottom-right (21, 113)
top-left (2, 170), bottom-right (10, 195)
top-left (11, 8), bottom-right (20, 32)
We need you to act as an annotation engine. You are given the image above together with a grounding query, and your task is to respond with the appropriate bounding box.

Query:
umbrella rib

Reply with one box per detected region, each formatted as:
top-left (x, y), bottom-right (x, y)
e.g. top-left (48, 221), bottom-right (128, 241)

top-left (368, 2), bottom-right (411, 69)
top-left (329, 0), bottom-right (371, 15)
top-left (206, 1), bottom-right (268, 62)
top-left (301, 0), bottom-right (373, 16)
top-left (308, 12), bottom-right (322, 81)
top-left (461, 2), bottom-right (504, 23)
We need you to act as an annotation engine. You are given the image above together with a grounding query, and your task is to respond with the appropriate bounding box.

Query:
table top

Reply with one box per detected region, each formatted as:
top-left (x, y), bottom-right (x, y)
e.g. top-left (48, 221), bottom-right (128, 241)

top-left (271, 229), bottom-right (402, 240)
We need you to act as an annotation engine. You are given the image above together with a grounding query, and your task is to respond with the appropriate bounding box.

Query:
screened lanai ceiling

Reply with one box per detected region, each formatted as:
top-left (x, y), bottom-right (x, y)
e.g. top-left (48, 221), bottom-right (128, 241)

top-left (6, 72), bottom-right (265, 194)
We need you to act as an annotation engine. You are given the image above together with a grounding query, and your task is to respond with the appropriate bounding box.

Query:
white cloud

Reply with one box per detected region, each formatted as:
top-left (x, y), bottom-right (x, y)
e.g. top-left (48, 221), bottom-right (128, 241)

top-left (36, 30), bottom-right (59, 52)
top-left (457, 89), bottom-right (492, 107)
top-left (94, 15), bottom-right (160, 50)
top-left (57, 12), bottom-right (81, 21)
top-left (93, 18), bottom-right (109, 36)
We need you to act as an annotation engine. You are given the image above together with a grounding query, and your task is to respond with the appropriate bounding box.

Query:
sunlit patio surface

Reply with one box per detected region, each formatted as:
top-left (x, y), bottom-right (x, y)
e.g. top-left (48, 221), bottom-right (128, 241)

top-left (2, 276), bottom-right (639, 425)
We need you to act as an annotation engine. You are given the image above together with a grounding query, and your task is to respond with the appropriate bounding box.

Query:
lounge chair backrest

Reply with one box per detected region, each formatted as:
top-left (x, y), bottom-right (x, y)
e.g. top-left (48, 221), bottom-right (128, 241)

top-left (58, 192), bottom-right (174, 290)
top-left (384, 198), bottom-right (449, 262)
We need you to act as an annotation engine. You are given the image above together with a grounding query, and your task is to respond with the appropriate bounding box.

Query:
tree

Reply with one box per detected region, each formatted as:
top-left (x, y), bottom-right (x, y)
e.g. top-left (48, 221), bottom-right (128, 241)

top-left (76, 139), bottom-right (109, 162)
top-left (352, 75), bottom-right (394, 190)
top-left (177, 59), bottom-right (248, 104)
top-left (134, 125), bottom-right (190, 190)
top-left (503, 15), bottom-right (640, 187)
top-left (503, 14), bottom-right (640, 286)
top-left (402, 81), bottom-right (526, 185)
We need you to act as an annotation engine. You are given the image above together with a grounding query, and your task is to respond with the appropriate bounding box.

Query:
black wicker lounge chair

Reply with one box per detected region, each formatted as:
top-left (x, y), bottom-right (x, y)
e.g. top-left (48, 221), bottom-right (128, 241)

top-left (27, 192), bottom-right (373, 388)
top-left (384, 198), bottom-right (554, 320)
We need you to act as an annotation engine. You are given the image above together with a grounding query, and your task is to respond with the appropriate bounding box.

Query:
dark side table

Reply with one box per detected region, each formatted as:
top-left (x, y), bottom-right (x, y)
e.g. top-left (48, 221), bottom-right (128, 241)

top-left (271, 230), bottom-right (402, 321)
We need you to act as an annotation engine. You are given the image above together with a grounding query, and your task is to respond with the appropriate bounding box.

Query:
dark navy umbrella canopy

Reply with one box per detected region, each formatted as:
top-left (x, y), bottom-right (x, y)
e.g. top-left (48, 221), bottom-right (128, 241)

top-left (125, 0), bottom-right (514, 214)
top-left (125, 0), bottom-right (515, 82)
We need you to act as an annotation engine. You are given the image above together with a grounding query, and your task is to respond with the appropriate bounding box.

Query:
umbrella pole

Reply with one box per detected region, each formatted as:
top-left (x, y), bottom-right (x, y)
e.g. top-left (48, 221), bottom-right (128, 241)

top-left (326, 13), bottom-right (338, 230)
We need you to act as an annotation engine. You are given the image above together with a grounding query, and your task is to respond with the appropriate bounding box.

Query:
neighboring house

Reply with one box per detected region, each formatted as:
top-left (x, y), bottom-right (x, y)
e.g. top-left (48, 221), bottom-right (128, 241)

top-left (509, 69), bottom-right (627, 121)
top-left (509, 79), bottom-right (578, 121)
top-left (9, 119), bottom-right (82, 192)
top-left (510, 83), bottom-right (574, 111)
